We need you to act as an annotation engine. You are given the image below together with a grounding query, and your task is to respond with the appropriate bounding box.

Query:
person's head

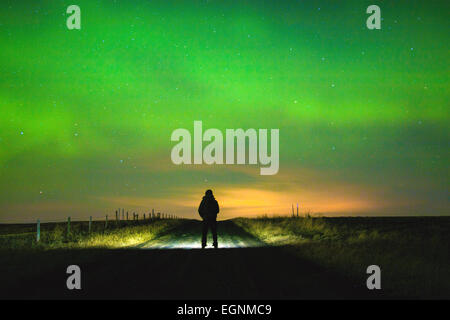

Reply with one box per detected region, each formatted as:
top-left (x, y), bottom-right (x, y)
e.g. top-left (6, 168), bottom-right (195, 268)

top-left (205, 189), bottom-right (213, 197)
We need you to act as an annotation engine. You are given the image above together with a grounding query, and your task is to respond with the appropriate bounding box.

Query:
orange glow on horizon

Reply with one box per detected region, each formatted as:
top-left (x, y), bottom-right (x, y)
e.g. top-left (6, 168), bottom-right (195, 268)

top-left (96, 186), bottom-right (384, 220)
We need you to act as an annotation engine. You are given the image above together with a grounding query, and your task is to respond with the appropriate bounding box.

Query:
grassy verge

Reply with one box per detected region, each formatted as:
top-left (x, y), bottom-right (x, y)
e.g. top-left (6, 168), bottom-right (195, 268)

top-left (0, 219), bottom-right (183, 249)
top-left (0, 219), bottom-right (184, 293)
top-left (234, 216), bottom-right (450, 299)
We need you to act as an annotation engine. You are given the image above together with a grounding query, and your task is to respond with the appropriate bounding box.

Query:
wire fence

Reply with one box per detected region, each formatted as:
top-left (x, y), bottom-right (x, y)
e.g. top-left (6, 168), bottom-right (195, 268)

top-left (0, 208), bottom-right (183, 243)
top-left (0, 208), bottom-right (181, 224)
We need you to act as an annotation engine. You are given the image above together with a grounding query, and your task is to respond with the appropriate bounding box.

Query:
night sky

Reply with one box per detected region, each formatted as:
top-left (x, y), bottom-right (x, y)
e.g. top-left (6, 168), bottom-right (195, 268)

top-left (0, 0), bottom-right (448, 222)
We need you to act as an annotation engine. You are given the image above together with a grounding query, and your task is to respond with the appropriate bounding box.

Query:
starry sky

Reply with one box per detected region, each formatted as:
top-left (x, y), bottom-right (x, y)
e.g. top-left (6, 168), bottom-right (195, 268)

top-left (0, 0), bottom-right (448, 222)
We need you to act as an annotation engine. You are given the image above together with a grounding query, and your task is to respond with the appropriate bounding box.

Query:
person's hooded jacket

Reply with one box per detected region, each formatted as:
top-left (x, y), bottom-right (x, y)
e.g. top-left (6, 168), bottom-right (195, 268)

top-left (198, 193), bottom-right (219, 220)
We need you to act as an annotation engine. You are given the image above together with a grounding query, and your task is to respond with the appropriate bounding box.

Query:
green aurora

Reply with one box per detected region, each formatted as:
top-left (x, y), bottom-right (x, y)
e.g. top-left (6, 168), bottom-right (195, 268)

top-left (0, 0), bottom-right (448, 222)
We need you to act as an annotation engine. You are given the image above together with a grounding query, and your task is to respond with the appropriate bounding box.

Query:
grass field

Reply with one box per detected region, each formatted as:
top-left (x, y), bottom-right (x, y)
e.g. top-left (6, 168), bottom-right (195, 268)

top-left (0, 219), bottom-right (184, 291)
top-left (0, 216), bottom-right (449, 299)
top-left (234, 216), bottom-right (450, 299)
top-left (0, 219), bottom-right (183, 249)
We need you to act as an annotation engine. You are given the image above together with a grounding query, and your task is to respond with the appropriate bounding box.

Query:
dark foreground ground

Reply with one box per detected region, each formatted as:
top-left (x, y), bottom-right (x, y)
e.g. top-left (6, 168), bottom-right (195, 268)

top-left (1, 220), bottom-right (382, 300)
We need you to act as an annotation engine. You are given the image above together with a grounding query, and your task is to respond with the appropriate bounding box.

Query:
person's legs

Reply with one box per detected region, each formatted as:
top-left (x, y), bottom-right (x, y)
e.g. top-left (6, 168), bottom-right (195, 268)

top-left (201, 219), bottom-right (208, 248)
top-left (211, 219), bottom-right (218, 248)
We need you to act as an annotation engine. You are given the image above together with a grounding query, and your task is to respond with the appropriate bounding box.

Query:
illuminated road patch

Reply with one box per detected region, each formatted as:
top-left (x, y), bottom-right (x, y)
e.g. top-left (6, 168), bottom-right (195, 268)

top-left (138, 221), bottom-right (265, 249)
top-left (141, 238), bottom-right (261, 249)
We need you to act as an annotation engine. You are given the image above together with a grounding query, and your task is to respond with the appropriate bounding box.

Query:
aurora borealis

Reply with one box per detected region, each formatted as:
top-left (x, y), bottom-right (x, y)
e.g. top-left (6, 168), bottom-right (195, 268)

top-left (0, 0), bottom-right (448, 222)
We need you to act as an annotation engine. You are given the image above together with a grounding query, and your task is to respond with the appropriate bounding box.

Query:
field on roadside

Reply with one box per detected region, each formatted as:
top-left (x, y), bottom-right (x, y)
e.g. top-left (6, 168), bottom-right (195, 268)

top-left (1, 216), bottom-right (449, 299)
top-left (0, 219), bottom-right (183, 249)
top-left (0, 219), bottom-right (185, 292)
top-left (234, 216), bottom-right (450, 299)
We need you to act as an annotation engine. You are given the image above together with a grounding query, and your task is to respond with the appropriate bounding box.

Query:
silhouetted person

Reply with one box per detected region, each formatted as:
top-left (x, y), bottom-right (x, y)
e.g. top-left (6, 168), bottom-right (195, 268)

top-left (198, 189), bottom-right (219, 248)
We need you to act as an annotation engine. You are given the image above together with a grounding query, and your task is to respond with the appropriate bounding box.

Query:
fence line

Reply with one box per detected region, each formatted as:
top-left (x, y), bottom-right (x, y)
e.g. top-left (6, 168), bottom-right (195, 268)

top-left (0, 208), bottom-right (184, 244)
top-left (0, 208), bottom-right (183, 224)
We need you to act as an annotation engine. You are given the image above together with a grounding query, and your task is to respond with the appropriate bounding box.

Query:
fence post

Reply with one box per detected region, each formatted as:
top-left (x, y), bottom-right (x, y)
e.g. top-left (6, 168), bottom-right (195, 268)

top-left (105, 215), bottom-right (108, 229)
top-left (297, 203), bottom-right (299, 217)
top-left (152, 208), bottom-right (154, 219)
top-left (122, 208), bottom-right (124, 220)
top-left (37, 219), bottom-right (40, 242)
top-left (115, 210), bottom-right (118, 223)
top-left (67, 216), bottom-right (71, 234)
top-left (126, 211), bottom-right (129, 221)
top-left (89, 216), bottom-right (92, 233)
